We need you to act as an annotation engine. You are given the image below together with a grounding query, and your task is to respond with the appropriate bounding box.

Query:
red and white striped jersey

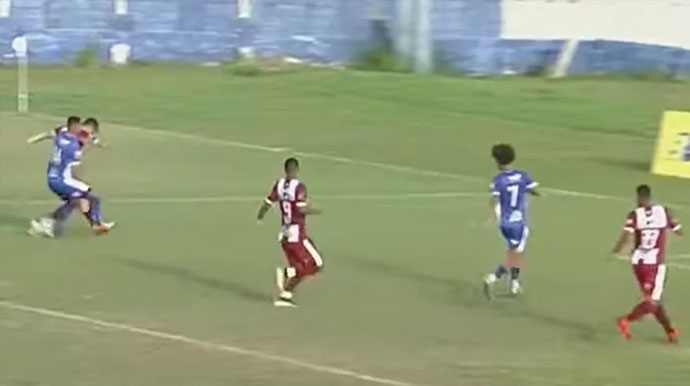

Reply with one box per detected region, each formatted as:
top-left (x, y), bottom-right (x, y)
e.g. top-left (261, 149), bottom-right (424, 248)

top-left (623, 204), bottom-right (681, 265)
top-left (266, 178), bottom-right (308, 243)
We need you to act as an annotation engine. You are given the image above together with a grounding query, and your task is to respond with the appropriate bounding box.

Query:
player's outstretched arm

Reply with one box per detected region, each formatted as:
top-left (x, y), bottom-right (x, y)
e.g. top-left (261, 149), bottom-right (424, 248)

top-left (611, 230), bottom-right (631, 255)
top-left (486, 197), bottom-right (499, 227)
top-left (667, 209), bottom-right (683, 236)
top-left (672, 223), bottom-right (683, 236)
top-left (528, 188), bottom-right (540, 197)
top-left (26, 131), bottom-right (55, 144)
top-left (257, 202), bottom-right (272, 222)
top-left (298, 203), bottom-right (321, 216)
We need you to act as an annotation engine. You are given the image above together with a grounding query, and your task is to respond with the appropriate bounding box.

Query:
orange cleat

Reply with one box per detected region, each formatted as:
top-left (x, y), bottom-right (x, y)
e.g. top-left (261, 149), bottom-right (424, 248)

top-left (617, 317), bottom-right (632, 341)
top-left (667, 328), bottom-right (679, 344)
top-left (93, 222), bottom-right (115, 235)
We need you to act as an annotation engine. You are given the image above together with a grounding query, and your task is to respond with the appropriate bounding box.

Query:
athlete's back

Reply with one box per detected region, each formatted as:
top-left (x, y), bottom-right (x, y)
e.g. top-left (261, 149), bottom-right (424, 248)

top-left (491, 169), bottom-right (537, 227)
top-left (47, 130), bottom-right (81, 182)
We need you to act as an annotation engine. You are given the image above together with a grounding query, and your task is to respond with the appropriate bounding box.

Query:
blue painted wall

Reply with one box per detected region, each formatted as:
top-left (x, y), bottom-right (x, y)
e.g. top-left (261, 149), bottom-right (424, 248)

top-left (1, 0), bottom-right (689, 75)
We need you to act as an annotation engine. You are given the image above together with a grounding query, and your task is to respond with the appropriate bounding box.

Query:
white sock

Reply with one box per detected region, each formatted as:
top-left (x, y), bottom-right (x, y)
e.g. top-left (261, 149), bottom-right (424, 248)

top-left (485, 273), bottom-right (497, 284)
top-left (510, 280), bottom-right (521, 293)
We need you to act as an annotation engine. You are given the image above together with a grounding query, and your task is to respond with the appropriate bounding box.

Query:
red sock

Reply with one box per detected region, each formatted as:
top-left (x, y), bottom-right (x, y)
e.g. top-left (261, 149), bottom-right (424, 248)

top-left (654, 304), bottom-right (674, 333)
top-left (627, 301), bottom-right (655, 322)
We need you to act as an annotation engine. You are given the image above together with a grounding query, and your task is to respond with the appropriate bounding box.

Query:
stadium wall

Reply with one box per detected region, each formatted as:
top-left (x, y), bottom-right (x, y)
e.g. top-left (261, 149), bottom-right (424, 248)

top-left (0, 0), bottom-right (689, 76)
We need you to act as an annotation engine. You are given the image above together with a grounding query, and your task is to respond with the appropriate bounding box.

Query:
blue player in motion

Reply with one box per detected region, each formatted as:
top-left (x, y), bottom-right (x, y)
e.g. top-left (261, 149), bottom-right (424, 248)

top-left (483, 144), bottom-right (539, 298)
top-left (29, 119), bottom-right (114, 238)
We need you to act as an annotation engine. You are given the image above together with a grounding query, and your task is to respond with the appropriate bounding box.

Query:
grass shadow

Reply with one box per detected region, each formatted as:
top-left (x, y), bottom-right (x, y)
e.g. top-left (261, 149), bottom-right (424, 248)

top-left (340, 253), bottom-right (483, 307)
top-left (118, 257), bottom-right (273, 304)
top-left (495, 302), bottom-right (603, 342)
top-left (519, 309), bottom-right (601, 342)
top-left (590, 157), bottom-right (650, 172)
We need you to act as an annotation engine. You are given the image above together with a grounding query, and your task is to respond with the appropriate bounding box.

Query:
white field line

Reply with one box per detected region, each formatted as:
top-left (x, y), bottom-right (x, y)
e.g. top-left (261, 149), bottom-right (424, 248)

top-left (28, 113), bottom-right (673, 207)
top-left (28, 112), bottom-right (288, 153)
top-left (0, 192), bottom-right (483, 206)
top-left (0, 301), bottom-right (419, 386)
top-left (669, 254), bottom-right (690, 260)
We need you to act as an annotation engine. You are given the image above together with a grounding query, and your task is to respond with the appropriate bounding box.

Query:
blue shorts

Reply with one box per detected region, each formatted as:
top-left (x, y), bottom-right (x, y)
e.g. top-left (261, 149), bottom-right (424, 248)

top-left (499, 222), bottom-right (529, 253)
top-left (48, 178), bottom-right (90, 201)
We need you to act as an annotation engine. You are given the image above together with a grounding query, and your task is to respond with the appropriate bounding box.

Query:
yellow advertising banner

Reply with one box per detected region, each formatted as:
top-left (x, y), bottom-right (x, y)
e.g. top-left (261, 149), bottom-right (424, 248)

top-left (651, 111), bottom-right (690, 179)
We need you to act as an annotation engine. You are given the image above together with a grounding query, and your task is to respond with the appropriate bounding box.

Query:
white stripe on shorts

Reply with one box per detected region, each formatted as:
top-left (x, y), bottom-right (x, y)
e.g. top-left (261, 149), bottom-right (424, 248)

top-left (651, 264), bottom-right (667, 301)
top-left (302, 239), bottom-right (323, 267)
top-left (63, 177), bottom-right (90, 194)
top-left (516, 227), bottom-right (529, 253)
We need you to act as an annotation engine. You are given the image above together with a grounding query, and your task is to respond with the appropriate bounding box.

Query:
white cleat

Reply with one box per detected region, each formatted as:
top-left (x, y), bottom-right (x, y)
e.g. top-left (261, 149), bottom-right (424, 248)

top-left (510, 279), bottom-right (523, 296)
top-left (273, 299), bottom-right (297, 308)
top-left (273, 291), bottom-right (296, 308)
top-left (93, 221), bottom-right (116, 235)
top-left (28, 218), bottom-right (55, 238)
top-left (40, 217), bottom-right (56, 238)
top-left (28, 220), bottom-right (43, 237)
top-left (483, 274), bottom-right (497, 301)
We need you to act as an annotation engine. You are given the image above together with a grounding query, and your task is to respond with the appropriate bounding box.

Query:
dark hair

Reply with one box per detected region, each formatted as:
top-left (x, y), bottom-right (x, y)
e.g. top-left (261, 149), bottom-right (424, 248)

top-left (67, 116), bottom-right (81, 126)
top-left (491, 144), bottom-right (515, 166)
top-left (636, 184), bottom-right (651, 198)
top-left (83, 117), bottom-right (100, 133)
top-left (284, 157), bottom-right (299, 172)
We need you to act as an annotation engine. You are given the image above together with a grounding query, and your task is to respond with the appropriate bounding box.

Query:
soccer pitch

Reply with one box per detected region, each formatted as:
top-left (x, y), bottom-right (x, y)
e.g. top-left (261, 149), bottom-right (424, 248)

top-left (1, 67), bottom-right (690, 386)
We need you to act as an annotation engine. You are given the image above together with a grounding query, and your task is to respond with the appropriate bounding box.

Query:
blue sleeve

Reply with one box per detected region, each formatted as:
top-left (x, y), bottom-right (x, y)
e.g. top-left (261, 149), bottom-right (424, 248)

top-left (489, 178), bottom-right (500, 196)
top-left (524, 172), bottom-right (538, 190)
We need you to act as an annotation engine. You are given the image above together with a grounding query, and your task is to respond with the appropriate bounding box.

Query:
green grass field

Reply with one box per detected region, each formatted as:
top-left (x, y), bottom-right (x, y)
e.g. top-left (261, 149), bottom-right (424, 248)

top-left (1, 67), bottom-right (690, 386)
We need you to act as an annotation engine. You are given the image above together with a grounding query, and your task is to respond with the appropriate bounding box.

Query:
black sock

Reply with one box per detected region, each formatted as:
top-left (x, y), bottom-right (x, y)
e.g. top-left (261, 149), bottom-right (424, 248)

top-left (510, 267), bottom-right (520, 281)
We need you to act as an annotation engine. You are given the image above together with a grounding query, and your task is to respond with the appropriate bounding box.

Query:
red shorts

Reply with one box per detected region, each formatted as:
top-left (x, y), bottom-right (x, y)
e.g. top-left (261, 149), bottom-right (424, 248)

top-left (281, 238), bottom-right (324, 276)
top-left (633, 264), bottom-right (667, 301)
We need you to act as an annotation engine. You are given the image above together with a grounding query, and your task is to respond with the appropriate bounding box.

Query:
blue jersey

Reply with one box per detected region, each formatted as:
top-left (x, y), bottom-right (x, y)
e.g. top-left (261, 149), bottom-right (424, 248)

top-left (47, 130), bottom-right (82, 182)
top-left (490, 170), bottom-right (537, 226)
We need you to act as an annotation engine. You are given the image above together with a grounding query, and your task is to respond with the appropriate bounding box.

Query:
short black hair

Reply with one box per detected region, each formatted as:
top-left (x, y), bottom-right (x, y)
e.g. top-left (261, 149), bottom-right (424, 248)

top-left (491, 144), bottom-right (515, 166)
top-left (83, 117), bottom-right (100, 133)
top-left (637, 184), bottom-right (651, 198)
top-left (67, 116), bottom-right (81, 126)
top-left (284, 157), bottom-right (299, 172)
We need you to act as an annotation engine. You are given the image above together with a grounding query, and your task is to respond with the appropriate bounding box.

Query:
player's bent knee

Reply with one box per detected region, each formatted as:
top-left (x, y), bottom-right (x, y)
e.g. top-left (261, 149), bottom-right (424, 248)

top-left (87, 194), bottom-right (101, 204)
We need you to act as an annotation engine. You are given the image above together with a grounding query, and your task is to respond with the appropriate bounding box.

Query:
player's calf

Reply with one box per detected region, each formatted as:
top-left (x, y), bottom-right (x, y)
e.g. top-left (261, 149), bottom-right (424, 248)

top-left (82, 193), bottom-right (115, 234)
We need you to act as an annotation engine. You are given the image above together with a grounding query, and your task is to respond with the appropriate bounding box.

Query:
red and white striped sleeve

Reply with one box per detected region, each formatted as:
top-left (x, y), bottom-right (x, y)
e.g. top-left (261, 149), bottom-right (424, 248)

top-left (623, 211), bottom-right (636, 233)
top-left (666, 207), bottom-right (682, 232)
top-left (295, 183), bottom-right (308, 208)
top-left (265, 182), bottom-right (279, 205)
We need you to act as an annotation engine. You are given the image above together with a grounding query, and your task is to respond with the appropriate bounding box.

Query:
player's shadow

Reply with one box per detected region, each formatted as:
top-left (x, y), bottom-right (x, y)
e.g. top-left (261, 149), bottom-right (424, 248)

top-left (498, 305), bottom-right (602, 342)
top-left (342, 254), bottom-right (482, 307)
top-left (119, 258), bottom-right (273, 304)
